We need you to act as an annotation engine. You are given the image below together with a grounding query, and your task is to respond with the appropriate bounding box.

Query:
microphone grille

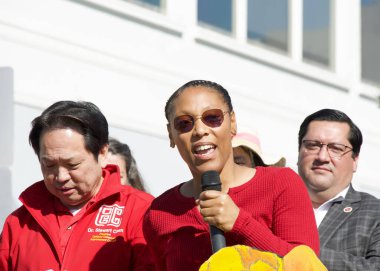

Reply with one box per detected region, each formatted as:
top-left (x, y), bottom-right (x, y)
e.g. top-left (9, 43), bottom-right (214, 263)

top-left (201, 170), bottom-right (221, 190)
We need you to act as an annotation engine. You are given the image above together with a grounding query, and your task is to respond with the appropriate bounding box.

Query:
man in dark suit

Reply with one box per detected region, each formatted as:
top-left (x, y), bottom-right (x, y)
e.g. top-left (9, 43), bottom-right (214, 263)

top-left (297, 108), bottom-right (380, 270)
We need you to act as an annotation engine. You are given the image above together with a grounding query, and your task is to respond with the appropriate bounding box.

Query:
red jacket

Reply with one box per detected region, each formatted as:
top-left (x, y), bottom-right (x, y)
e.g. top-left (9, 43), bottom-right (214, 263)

top-left (0, 165), bottom-right (155, 271)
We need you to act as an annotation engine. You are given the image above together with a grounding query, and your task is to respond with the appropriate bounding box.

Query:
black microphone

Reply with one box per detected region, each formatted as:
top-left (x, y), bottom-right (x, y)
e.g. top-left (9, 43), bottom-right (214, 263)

top-left (201, 170), bottom-right (226, 253)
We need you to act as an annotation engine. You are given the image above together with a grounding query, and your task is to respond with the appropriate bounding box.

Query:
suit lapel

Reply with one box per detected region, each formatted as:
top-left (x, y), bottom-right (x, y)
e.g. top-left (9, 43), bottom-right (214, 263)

top-left (318, 186), bottom-right (361, 246)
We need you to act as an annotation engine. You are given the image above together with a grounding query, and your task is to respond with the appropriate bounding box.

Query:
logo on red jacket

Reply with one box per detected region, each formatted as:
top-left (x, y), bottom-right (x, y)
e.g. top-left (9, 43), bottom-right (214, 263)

top-left (95, 204), bottom-right (125, 227)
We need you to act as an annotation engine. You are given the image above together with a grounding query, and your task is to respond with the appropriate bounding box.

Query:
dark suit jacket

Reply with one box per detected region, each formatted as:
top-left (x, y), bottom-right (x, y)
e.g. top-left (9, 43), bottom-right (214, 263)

top-left (319, 185), bottom-right (380, 270)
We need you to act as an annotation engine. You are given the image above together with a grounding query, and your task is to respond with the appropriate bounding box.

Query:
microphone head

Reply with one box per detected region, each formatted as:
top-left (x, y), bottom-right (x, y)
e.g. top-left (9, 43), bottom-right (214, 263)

top-left (201, 170), bottom-right (221, 191)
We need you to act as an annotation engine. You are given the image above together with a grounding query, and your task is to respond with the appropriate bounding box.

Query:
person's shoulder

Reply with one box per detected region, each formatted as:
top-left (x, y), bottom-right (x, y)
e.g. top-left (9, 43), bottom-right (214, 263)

top-left (120, 185), bottom-right (154, 204)
top-left (19, 181), bottom-right (53, 209)
top-left (3, 205), bottom-right (30, 228)
top-left (145, 183), bottom-right (192, 219)
top-left (344, 189), bottom-right (380, 224)
top-left (21, 180), bottom-right (48, 197)
top-left (143, 184), bottom-right (187, 234)
top-left (255, 167), bottom-right (307, 195)
top-left (257, 166), bottom-right (301, 182)
top-left (11, 205), bottom-right (28, 215)
top-left (157, 183), bottom-right (182, 199)
top-left (258, 166), bottom-right (296, 174)
top-left (150, 184), bottom-right (182, 208)
top-left (354, 189), bottom-right (380, 206)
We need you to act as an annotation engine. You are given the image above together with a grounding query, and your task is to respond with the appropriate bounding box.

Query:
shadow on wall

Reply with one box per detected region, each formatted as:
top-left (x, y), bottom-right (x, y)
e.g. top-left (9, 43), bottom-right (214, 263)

top-left (0, 168), bottom-right (15, 228)
top-left (0, 67), bottom-right (15, 229)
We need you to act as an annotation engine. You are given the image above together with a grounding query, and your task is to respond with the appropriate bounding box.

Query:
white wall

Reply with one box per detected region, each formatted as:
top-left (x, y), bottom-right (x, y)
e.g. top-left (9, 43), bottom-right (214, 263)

top-left (0, 0), bottom-right (380, 229)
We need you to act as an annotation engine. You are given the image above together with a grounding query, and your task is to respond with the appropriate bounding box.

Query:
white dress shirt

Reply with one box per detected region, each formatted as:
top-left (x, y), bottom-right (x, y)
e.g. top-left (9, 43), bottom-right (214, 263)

top-left (313, 186), bottom-right (350, 227)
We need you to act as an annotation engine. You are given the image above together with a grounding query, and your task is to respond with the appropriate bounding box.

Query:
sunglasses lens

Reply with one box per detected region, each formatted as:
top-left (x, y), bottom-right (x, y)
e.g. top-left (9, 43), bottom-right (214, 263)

top-left (174, 115), bottom-right (194, 133)
top-left (173, 109), bottom-right (227, 133)
top-left (202, 109), bottom-right (224, 127)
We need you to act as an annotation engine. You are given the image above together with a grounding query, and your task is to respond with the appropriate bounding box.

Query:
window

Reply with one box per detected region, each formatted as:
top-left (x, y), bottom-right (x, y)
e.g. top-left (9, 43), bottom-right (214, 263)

top-left (303, 0), bottom-right (331, 67)
top-left (361, 0), bottom-right (380, 86)
top-left (247, 0), bottom-right (289, 52)
top-left (198, 0), bottom-right (233, 34)
top-left (126, 0), bottom-right (161, 9)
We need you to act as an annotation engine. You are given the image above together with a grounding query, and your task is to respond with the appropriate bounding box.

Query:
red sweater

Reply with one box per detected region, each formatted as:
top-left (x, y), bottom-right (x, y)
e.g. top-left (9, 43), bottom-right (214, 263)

top-left (143, 167), bottom-right (319, 271)
top-left (0, 165), bottom-right (155, 271)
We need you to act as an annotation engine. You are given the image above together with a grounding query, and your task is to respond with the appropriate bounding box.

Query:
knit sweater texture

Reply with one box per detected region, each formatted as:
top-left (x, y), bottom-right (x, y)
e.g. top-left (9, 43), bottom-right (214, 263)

top-left (143, 166), bottom-right (319, 271)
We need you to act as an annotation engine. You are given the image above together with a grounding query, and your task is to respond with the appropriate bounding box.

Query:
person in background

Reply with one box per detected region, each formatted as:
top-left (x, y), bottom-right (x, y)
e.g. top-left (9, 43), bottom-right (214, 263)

top-left (143, 80), bottom-right (319, 271)
top-left (0, 101), bottom-right (154, 271)
top-left (106, 138), bottom-right (146, 191)
top-left (232, 131), bottom-right (286, 168)
top-left (297, 108), bottom-right (380, 270)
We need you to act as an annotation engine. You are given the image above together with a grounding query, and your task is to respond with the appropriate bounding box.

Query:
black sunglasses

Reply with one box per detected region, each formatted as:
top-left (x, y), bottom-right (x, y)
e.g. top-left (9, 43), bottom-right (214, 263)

top-left (173, 109), bottom-right (229, 133)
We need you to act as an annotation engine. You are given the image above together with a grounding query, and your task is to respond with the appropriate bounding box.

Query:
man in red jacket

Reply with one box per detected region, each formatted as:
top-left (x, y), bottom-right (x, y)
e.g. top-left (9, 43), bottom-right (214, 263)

top-left (0, 101), bottom-right (155, 270)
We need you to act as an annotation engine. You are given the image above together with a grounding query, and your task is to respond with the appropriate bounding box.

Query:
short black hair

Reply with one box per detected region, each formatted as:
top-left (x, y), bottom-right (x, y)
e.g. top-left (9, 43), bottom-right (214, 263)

top-left (164, 80), bottom-right (233, 121)
top-left (298, 109), bottom-right (362, 157)
top-left (29, 100), bottom-right (109, 159)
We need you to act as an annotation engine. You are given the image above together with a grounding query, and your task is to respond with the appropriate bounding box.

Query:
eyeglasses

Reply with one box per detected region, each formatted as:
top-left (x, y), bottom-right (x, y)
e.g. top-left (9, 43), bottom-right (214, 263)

top-left (173, 109), bottom-right (229, 133)
top-left (302, 140), bottom-right (353, 159)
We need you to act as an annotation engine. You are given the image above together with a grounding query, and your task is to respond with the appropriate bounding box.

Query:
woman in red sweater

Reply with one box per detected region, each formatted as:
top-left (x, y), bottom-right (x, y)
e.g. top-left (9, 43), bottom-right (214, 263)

top-left (143, 80), bottom-right (319, 271)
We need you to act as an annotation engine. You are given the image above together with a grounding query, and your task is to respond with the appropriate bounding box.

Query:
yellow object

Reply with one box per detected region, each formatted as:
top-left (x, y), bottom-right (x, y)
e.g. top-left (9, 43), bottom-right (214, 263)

top-left (199, 245), bottom-right (283, 271)
top-left (199, 245), bottom-right (328, 271)
top-left (283, 245), bottom-right (328, 271)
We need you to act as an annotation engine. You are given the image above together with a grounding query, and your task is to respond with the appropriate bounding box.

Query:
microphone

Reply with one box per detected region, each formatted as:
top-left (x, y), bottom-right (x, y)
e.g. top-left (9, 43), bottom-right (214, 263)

top-left (201, 170), bottom-right (226, 253)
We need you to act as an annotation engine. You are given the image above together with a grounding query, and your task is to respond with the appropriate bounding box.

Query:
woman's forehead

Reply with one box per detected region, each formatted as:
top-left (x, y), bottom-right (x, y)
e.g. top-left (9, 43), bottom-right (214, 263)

top-left (173, 87), bottom-right (225, 109)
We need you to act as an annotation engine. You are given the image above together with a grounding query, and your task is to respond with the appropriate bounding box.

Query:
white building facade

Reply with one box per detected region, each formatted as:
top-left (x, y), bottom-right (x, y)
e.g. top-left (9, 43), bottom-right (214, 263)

top-left (0, 0), bottom-right (379, 228)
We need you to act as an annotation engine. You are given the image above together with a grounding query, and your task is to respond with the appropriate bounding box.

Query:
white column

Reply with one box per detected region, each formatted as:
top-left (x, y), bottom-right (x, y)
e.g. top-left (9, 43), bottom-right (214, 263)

top-left (235, 0), bottom-right (248, 43)
top-left (166, 0), bottom-right (197, 43)
top-left (289, 0), bottom-right (303, 62)
top-left (333, 0), bottom-right (361, 93)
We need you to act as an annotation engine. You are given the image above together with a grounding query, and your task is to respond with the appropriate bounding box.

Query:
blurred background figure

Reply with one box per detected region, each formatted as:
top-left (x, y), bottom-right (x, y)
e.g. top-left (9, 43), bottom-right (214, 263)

top-left (232, 132), bottom-right (286, 168)
top-left (107, 138), bottom-right (146, 191)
